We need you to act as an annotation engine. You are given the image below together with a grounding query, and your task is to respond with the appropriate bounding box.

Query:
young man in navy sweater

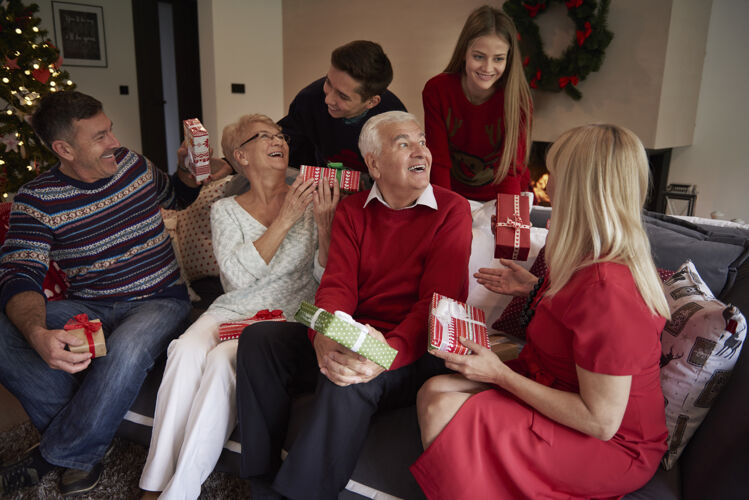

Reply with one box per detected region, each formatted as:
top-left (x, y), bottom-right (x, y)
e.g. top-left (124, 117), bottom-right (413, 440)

top-left (279, 40), bottom-right (407, 173)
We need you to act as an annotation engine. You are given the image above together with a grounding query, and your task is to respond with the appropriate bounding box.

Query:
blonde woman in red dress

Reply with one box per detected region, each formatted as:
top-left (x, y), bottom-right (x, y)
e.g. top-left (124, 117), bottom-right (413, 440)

top-left (411, 124), bottom-right (671, 499)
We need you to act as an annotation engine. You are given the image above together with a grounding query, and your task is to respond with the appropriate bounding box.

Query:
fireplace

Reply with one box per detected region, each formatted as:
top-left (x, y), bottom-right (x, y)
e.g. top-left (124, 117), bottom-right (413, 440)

top-left (527, 142), bottom-right (673, 213)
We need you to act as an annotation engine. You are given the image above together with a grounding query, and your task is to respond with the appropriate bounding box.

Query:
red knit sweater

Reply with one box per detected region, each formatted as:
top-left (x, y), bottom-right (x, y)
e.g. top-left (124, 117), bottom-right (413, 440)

top-left (312, 185), bottom-right (472, 370)
top-left (423, 72), bottom-right (530, 201)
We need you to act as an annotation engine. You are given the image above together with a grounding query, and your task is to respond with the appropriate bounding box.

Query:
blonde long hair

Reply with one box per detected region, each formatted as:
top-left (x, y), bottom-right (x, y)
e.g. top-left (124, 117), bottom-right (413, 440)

top-left (445, 5), bottom-right (532, 184)
top-left (544, 124), bottom-right (670, 318)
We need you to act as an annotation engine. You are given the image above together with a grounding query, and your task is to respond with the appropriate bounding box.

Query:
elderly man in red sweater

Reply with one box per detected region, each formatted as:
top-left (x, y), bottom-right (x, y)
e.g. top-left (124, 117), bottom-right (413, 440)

top-left (235, 110), bottom-right (473, 500)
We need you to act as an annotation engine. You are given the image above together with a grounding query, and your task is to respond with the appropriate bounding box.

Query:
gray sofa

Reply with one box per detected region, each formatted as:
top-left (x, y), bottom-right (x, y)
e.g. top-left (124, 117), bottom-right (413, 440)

top-left (118, 210), bottom-right (749, 499)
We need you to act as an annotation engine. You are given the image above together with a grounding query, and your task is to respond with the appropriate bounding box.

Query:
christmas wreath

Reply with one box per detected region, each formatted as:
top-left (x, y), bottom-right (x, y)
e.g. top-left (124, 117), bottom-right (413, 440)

top-left (503, 0), bottom-right (613, 100)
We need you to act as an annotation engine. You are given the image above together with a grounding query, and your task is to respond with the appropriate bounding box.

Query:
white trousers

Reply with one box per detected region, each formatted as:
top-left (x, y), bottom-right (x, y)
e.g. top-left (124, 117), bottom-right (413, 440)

top-left (139, 312), bottom-right (238, 500)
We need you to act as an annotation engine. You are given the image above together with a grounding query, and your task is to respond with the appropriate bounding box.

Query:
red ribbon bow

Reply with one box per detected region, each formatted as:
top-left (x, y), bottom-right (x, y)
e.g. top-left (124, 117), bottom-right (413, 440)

top-left (251, 309), bottom-right (284, 320)
top-left (64, 314), bottom-right (100, 356)
top-left (576, 21), bottom-right (592, 46)
top-left (558, 75), bottom-right (579, 88)
top-left (523, 2), bottom-right (546, 17)
top-left (566, 0), bottom-right (583, 8)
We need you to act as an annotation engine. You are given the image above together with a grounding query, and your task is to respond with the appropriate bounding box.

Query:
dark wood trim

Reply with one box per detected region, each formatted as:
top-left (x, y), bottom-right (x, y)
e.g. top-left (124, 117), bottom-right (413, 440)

top-left (132, 0), bottom-right (168, 171)
top-left (171, 0), bottom-right (202, 140)
top-left (645, 148), bottom-right (672, 213)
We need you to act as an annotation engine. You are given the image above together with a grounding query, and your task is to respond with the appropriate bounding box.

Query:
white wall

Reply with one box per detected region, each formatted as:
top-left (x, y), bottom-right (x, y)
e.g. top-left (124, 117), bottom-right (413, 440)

top-left (198, 0), bottom-right (284, 149)
top-left (668, 0), bottom-right (749, 221)
top-left (37, 0), bottom-right (142, 153)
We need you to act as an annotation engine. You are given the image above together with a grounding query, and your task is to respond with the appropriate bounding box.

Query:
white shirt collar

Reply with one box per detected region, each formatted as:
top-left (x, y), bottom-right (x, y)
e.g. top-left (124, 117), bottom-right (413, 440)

top-left (363, 183), bottom-right (438, 210)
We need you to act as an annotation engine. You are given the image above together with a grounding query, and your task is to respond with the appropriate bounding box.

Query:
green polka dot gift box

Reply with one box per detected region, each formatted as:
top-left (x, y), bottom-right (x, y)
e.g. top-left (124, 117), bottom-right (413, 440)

top-left (294, 301), bottom-right (398, 369)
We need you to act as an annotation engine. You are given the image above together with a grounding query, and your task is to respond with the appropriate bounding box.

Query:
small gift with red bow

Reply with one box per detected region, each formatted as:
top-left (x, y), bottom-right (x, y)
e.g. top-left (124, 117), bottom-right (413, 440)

top-left (428, 293), bottom-right (489, 355)
top-left (299, 162), bottom-right (361, 193)
top-left (64, 314), bottom-right (106, 358)
top-left (183, 118), bottom-right (211, 182)
top-left (218, 309), bottom-right (287, 341)
top-left (495, 193), bottom-right (531, 260)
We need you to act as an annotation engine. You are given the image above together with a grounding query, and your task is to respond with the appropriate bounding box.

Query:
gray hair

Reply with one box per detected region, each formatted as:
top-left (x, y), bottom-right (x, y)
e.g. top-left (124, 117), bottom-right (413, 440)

top-left (358, 111), bottom-right (422, 157)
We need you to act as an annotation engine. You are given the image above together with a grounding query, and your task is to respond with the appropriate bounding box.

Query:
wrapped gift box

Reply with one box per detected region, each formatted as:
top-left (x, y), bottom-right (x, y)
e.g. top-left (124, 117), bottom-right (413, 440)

top-left (495, 193), bottom-right (531, 260)
top-left (294, 301), bottom-right (397, 369)
top-left (428, 293), bottom-right (489, 355)
top-left (218, 309), bottom-right (286, 341)
top-left (183, 118), bottom-right (211, 182)
top-left (64, 314), bottom-right (106, 358)
top-left (299, 163), bottom-right (361, 193)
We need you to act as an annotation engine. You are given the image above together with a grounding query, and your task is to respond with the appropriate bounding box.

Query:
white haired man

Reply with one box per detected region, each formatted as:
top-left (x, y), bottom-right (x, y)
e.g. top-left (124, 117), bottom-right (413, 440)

top-left (234, 111), bottom-right (473, 499)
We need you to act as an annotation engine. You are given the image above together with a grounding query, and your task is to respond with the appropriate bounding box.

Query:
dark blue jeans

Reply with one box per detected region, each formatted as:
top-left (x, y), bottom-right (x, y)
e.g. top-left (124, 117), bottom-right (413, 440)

top-left (0, 297), bottom-right (191, 470)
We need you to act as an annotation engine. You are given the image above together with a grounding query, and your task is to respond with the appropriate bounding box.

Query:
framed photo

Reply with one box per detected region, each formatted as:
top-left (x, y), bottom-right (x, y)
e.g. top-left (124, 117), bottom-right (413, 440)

top-left (52, 2), bottom-right (107, 67)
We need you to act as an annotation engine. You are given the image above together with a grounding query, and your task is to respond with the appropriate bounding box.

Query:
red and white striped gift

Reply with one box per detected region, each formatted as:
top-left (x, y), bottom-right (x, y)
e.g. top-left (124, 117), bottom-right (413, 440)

top-left (218, 309), bottom-right (286, 342)
top-left (428, 293), bottom-right (489, 355)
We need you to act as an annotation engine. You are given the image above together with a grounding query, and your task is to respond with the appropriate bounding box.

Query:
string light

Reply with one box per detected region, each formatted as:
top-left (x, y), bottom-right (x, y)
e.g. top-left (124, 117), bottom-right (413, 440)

top-left (15, 28), bottom-right (21, 34)
top-left (66, 80), bottom-right (72, 85)
top-left (24, 70), bottom-right (30, 75)
top-left (2, 193), bottom-right (7, 199)
top-left (1, 77), bottom-right (8, 83)
top-left (32, 63), bottom-right (39, 69)
top-left (32, 27), bottom-right (39, 32)
top-left (49, 81), bottom-right (55, 86)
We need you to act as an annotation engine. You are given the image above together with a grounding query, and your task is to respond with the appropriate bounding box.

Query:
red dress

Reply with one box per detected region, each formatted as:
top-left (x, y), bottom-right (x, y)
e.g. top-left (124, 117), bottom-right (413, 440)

top-left (411, 263), bottom-right (668, 499)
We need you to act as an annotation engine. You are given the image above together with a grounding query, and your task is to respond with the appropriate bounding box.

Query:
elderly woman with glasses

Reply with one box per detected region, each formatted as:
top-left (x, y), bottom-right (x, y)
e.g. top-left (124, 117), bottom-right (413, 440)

top-left (139, 114), bottom-right (339, 500)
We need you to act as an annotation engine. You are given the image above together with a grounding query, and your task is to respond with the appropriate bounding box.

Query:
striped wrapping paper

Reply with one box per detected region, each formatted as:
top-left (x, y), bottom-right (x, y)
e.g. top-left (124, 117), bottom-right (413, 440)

top-left (299, 164), bottom-right (361, 192)
top-left (428, 293), bottom-right (489, 355)
top-left (218, 309), bottom-right (286, 341)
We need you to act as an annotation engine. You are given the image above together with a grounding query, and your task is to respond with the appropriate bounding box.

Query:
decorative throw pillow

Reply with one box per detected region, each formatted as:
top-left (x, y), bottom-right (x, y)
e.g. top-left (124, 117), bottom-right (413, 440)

top-left (0, 202), bottom-right (68, 301)
top-left (161, 176), bottom-right (233, 281)
top-left (659, 260), bottom-right (747, 469)
top-left (490, 247), bottom-right (547, 339)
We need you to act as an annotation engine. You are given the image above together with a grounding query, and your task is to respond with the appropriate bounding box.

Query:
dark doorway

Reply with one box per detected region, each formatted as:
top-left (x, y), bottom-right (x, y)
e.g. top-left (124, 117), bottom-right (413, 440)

top-left (132, 0), bottom-right (202, 173)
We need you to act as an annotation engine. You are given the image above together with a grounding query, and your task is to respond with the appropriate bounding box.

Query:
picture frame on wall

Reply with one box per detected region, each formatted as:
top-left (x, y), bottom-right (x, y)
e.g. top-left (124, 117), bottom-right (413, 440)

top-left (52, 2), bottom-right (107, 67)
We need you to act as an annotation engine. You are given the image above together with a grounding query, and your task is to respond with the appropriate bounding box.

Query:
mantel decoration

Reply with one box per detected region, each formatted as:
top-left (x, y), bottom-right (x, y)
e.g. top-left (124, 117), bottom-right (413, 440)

top-left (0, 0), bottom-right (76, 196)
top-left (503, 0), bottom-right (613, 100)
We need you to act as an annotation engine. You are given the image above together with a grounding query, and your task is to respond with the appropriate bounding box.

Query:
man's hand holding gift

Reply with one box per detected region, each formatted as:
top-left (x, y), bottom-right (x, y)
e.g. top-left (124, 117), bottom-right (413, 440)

top-left (26, 324), bottom-right (92, 374)
top-left (315, 325), bottom-right (387, 386)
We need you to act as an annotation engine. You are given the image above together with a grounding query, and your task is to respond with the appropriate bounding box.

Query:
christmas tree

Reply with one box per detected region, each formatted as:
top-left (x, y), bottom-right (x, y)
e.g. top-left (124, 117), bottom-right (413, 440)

top-left (1, 0), bottom-right (75, 196)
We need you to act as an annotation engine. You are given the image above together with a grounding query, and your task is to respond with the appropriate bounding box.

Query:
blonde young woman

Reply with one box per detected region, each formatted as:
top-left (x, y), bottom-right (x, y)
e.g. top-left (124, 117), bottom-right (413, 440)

top-left (411, 124), bottom-right (671, 499)
top-left (139, 114), bottom-right (339, 499)
top-left (423, 5), bottom-right (532, 201)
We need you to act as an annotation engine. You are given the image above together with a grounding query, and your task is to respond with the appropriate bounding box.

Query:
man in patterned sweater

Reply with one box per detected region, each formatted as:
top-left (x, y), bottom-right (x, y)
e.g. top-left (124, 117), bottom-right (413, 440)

top-left (0, 91), bottom-right (200, 496)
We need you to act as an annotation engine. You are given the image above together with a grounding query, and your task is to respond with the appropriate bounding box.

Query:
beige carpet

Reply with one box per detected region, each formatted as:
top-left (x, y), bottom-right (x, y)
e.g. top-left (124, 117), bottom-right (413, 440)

top-left (0, 421), bottom-right (253, 499)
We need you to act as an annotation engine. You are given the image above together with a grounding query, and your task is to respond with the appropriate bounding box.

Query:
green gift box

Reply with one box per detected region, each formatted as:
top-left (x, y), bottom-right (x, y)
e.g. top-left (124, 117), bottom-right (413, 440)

top-left (294, 301), bottom-right (398, 369)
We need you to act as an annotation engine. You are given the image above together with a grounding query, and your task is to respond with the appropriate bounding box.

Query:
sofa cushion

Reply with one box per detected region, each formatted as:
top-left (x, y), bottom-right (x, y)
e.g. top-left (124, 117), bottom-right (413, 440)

top-left (644, 211), bottom-right (749, 298)
top-left (659, 260), bottom-right (747, 469)
top-left (161, 176), bottom-right (234, 283)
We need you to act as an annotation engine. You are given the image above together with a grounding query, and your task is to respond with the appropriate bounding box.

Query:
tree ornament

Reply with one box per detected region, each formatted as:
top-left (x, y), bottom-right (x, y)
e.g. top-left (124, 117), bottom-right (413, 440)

top-left (4, 56), bottom-right (20, 69)
top-left (503, 0), bottom-right (614, 100)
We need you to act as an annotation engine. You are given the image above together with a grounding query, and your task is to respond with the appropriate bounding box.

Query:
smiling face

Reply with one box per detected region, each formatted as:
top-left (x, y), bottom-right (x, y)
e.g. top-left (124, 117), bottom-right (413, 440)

top-left (323, 65), bottom-right (380, 119)
top-left (462, 34), bottom-right (510, 103)
top-left (54, 112), bottom-right (121, 182)
top-left (366, 119), bottom-right (432, 209)
top-left (233, 120), bottom-right (289, 177)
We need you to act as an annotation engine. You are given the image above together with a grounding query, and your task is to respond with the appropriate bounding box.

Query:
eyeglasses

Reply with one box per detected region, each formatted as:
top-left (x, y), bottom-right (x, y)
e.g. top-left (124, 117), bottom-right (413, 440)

top-left (238, 132), bottom-right (290, 148)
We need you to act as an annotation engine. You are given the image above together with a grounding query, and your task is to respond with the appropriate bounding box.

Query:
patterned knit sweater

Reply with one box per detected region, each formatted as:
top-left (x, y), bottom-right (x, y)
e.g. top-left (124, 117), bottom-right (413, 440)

top-left (206, 196), bottom-right (320, 322)
top-left (0, 147), bottom-right (188, 309)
